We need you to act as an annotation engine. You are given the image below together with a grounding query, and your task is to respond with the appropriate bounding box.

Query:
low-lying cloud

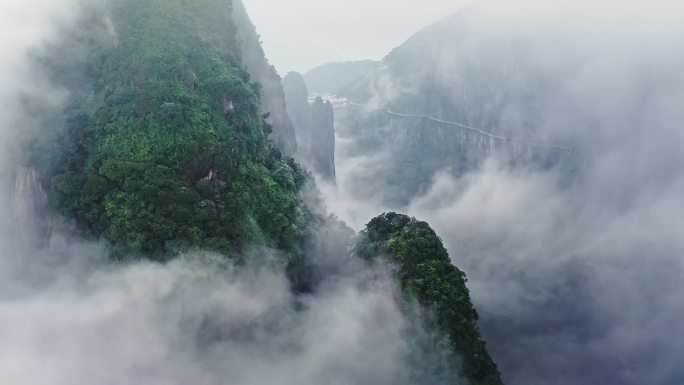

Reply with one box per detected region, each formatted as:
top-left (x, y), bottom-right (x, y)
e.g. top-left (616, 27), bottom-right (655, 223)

top-left (0, 249), bottom-right (425, 385)
top-left (321, 0), bottom-right (684, 384)
top-left (0, 2), bottom-right (468, 385)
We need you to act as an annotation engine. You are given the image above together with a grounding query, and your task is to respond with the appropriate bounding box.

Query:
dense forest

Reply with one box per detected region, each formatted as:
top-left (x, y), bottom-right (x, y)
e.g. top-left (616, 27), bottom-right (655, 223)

top-left (357, 213), bottom-right (502, 385)
top-left (29, 0), bottom-right (309, 262)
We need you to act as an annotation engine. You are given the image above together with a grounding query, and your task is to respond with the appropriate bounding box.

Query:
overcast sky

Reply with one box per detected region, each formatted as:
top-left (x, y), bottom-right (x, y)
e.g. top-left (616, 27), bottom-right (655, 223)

top-left (242, 0), bottom-right (470, 74)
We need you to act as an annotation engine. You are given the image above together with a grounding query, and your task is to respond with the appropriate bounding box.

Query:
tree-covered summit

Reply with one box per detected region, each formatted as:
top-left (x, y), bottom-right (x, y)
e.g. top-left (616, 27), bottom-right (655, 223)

top-left (357, 213), bottom-right (503, 385)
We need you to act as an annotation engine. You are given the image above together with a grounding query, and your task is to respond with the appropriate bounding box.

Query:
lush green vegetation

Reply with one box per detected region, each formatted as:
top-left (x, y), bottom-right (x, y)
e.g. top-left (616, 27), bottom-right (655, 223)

top-left (24, 2), bottom-right (503, 377)
top-left (37, 0), bottom-right (309, 261)
top-left (357, 213), bottom-right (503, 385)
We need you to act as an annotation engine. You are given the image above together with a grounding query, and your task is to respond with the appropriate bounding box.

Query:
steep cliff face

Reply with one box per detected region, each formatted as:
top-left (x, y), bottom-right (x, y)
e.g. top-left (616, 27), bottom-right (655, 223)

top-left (231, 0), bottom-right (297, 156)
top-left (310, 97), bottom-right (336, 180)
top-left (335, 9), bottom-right (575, 205)
top-left (282, 72), bottom-right (312, 156)
top-left (12, 167), bottom-right (48, 253)
top-left (282, 74), bottom-right (336, 181)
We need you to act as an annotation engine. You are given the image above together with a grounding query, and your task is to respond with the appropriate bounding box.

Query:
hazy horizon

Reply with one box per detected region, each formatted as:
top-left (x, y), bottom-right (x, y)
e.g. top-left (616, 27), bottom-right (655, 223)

top-left (242, 0), bottom-right (470, 74)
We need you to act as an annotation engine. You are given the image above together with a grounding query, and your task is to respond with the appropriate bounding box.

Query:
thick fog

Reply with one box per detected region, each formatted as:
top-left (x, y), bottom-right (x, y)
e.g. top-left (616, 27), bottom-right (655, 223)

top-left (319, 0), bottom-right (684, 384)
top-left (0, 0), bottom-right (78, 279)
top-left (1, 251), bottom-right (423, 385)
top-left (0, 2), bottom-right (459, 385)
top-left (242, 0), bottom-right (469, 73)
top-left (4, 0), bottom-right (684, 384)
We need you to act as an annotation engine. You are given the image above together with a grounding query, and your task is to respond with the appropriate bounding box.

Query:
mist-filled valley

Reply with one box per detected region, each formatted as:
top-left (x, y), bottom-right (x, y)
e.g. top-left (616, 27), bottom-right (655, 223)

top-left (1, 1), bottom-right (683, 385)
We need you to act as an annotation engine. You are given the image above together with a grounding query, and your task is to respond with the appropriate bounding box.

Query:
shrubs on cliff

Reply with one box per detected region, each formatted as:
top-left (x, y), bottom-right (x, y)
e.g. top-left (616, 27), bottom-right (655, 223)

top-left (356, 212), bottom-right (503, 385)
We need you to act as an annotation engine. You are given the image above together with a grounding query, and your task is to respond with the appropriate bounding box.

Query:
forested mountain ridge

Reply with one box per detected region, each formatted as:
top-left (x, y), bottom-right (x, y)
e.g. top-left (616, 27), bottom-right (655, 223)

top-left (30, 0), bottom-right (308, 261)
top-left (282, 72), bottom-right (336, 181)
top-left (335, 9), bottom-right (575, 206)
top-left (231, 0), bottom-right (298, 155)
top-left (15, 0), bottom-right (503, 382)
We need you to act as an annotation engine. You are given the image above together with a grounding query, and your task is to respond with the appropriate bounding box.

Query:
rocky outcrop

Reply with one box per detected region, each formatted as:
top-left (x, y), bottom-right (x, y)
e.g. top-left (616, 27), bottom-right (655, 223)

top-left (231, 0), bottom-right (297, 156)
top-left (32, 0), bottom-right (309, 257)
top-left (282, 72), bottom-right (312, 157)
top-left (282, 74), bottom-right (336, 181)
top-left (310, 97), bottom-right (336, 180)
top-left (12, 167), bottom-right (48, 253)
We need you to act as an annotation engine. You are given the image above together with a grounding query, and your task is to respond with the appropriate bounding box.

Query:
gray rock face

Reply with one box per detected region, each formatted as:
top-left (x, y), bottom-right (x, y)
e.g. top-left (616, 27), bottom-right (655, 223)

top-left (334, 9), bottom-right (576, 205)
top-left (282, 72), bottom-right (312, 156)
top-left (282, 73), bottom-right (336, 181)
top-left (310, 97), bottom-right (336, 180)
top-left (231, 0), bottom-right (297, 156)
top-left (12, 167), bottom-right (47, 254)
